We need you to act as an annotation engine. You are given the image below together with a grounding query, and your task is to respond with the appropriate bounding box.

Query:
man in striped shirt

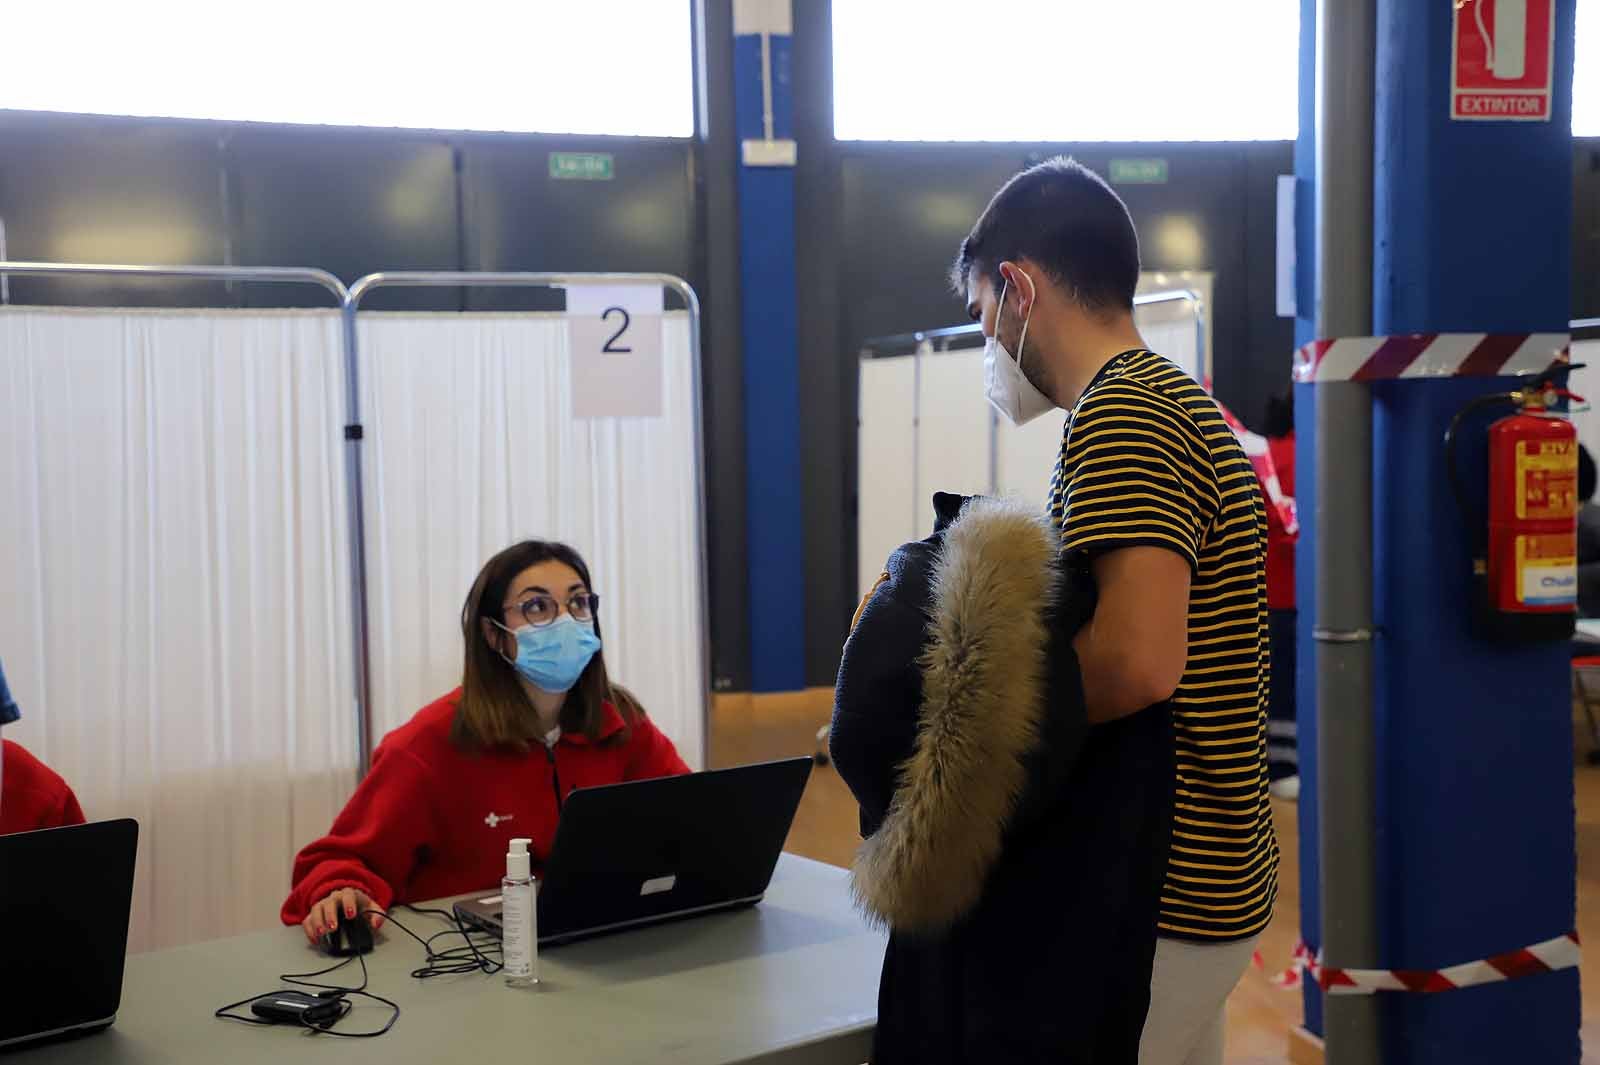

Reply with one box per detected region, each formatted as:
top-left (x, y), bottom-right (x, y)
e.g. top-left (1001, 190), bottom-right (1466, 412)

top-left (954, 157), bottom-right (1278, 1065)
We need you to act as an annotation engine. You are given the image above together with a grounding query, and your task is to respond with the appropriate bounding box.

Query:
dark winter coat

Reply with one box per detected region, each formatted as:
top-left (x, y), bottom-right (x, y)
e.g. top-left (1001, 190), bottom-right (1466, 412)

top-left (831, 494), bottom-right (1173, 1065)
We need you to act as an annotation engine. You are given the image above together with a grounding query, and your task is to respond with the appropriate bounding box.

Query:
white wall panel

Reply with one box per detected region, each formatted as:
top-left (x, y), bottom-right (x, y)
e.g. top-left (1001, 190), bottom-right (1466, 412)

top-left (857, 354), bottom-right (918, 595)
top-left (914, 348), bottom-right (991, 534)
top-left (996, 410), bottom-right (1069, 503)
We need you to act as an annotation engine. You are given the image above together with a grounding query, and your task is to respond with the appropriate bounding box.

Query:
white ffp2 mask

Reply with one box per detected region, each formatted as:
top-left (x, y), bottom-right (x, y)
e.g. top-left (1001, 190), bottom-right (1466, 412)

top-left (983, 278), bottom-right (1055, 426)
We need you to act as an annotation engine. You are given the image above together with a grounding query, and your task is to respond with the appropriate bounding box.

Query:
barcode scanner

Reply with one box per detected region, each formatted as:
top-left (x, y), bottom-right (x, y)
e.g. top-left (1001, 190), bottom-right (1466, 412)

top-left (250, 990), bottom-right (347, 1026)
top-left (320, 912), bottom-right (375, 957)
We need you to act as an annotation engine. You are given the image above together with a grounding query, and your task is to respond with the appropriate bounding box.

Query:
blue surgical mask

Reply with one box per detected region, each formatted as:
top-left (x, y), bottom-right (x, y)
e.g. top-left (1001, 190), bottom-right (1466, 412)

top-left (496, 615), bottom-right (602, 694)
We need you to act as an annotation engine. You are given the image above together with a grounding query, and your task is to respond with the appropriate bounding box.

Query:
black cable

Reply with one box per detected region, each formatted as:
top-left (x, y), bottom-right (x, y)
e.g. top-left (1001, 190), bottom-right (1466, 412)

top-left (214, 951), bottom-right (399, 1038)
top-left (211, 996), bottom-right (280, 1028)
top-left (384, 905), bottom-right (504, 978)
top-left (283, 954), bottom-right (399, 1039)
top-left (213, 903), bottom-right (505, 1038)
top-left (212, 955), bottom-right (365, 1029)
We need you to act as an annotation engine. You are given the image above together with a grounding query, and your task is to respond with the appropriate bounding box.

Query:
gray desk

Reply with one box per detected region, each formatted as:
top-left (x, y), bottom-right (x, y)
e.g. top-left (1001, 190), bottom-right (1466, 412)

top-left (17, 855), bottom-right (883, 1065)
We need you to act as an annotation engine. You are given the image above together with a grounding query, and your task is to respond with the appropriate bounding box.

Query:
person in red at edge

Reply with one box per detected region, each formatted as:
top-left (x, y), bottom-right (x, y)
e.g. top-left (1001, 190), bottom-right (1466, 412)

top-left (0, 656), bottom-right (87, 836)
top-left (1, 740), bottom-right (87, 835)
top-left (1263, 393), bottom-right (1300, 799)
top-left (282, 540), bottom-right (690, 943)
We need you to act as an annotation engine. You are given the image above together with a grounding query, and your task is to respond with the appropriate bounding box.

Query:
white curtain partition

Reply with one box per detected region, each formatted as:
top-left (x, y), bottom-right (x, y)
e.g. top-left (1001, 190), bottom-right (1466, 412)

top-left (0, 306), bottom-right (706, 953)
top-left (0, 308), bottom-right (355, 953)
top-left (357, 311), bottom-right (705, 762)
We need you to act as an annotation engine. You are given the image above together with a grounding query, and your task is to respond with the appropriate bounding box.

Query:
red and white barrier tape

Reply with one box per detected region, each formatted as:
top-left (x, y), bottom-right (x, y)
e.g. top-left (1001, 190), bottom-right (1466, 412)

top-left (1256, 935), bottom-right (1580, 996)
top-left (1294, 333), bottom-right (1570, 384)
top-left (1253, 942), bottom-right (1312, 991)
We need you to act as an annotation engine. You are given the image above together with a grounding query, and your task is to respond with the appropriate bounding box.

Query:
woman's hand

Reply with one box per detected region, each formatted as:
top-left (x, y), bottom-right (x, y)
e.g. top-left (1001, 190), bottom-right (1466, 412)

top-left (302, 887), bottom-right (383, 944)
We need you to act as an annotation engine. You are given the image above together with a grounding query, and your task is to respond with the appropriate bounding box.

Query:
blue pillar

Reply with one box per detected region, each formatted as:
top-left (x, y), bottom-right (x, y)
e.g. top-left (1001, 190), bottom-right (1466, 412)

top-left (733, 0), bottom-right (805, 691)
top-left (1292, 0), bottom-right (1325, 1038)
top-left (1298, 1), bottom-right (1579, 1052)
top-left (1366, 2), bottom-right (1578, 1061)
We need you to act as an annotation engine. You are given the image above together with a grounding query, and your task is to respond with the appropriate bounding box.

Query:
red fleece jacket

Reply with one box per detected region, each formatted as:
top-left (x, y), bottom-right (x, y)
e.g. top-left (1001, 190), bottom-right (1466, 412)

top-left (1, 740), bottom-right (87, 835)
top-left (1266, 433), bottom-right (1297, 611)
top-left (281, 690), bottom-right (690, 924)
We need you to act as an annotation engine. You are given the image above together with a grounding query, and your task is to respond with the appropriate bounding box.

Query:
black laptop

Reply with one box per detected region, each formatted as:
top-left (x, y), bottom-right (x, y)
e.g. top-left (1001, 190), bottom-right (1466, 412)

top-left (455, 758), bottom-right (811, 945)
top-left (0, 818), bottom-right (139, 1050)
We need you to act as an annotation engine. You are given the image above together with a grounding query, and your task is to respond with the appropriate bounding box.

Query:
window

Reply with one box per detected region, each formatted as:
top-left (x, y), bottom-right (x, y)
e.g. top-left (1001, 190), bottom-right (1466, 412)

top-left (1, 1), bottom-right (692, 137)
top-left (1577, 0), bottom-right (1598, 135)
top-left (833, 0), bottom-right (1299, 142)
top-left (836, 0), bottom-right (1598, 141)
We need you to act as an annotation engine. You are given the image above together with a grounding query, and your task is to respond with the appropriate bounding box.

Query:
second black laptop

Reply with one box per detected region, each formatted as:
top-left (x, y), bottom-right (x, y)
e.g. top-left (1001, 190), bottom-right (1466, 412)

top-left (455, 757), bottom-right (811, 945)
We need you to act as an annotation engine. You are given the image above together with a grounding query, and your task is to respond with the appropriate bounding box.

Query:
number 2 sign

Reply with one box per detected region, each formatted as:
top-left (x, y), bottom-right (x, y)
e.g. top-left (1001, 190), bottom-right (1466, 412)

top-left (567, 284), bottom-right (664, 418)
top-left (601, 307), bottom-right (633, 353)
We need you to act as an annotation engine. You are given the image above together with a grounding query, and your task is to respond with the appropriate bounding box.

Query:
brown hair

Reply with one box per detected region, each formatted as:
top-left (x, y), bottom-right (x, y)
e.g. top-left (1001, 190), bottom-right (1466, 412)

top-left (453, 540), bottom-right (642, 751)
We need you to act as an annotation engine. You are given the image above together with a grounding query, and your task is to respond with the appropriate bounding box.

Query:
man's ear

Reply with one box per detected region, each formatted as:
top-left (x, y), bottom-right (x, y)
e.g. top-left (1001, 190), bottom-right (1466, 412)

top-left (998, 260), bottom-right (1037, 316)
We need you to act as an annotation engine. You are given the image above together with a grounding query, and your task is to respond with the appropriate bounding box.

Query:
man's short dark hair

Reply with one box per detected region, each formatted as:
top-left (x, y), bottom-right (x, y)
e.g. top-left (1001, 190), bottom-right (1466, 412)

top-left (952, 157), bottom-right (1140, 313)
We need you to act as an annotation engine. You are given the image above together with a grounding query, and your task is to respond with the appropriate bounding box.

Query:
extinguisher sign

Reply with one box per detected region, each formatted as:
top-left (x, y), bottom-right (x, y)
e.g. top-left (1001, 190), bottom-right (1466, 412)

top-left (1517, 536), bottom-right (1576, 607)
top-left (1452, 0), bottom-right (1555, 121)
top-left (1514, 438), bottom-right (1577, 607)
top-left (1515, 439), bottom-right (1577, 519)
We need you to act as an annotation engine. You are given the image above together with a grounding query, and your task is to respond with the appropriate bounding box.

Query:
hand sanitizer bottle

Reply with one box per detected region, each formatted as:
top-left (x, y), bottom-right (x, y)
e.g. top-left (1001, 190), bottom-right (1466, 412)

top-left (501, 837), bottom-right (537, 986)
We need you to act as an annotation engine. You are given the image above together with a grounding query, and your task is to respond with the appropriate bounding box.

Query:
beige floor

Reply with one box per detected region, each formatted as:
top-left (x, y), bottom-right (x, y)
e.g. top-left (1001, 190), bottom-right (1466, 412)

top-left (710, 689), bottom-right (1600, 1064)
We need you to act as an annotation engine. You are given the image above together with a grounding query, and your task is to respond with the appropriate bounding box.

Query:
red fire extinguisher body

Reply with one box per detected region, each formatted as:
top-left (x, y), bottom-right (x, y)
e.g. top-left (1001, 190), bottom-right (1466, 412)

top-left (1486, 402), bottom-right (1577, 615)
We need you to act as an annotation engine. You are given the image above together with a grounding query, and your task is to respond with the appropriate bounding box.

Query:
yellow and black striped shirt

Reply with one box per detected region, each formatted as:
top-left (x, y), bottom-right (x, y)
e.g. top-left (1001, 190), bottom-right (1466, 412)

top-left (1048, 349), bottom-right (1279, 942)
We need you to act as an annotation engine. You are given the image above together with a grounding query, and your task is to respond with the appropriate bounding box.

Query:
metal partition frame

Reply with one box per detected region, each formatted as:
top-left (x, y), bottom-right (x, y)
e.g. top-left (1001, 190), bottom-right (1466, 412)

top-left (0, 261), bottom-right (346, 304)
top-left (344, 272), bottom-right (710, 774)
top-left (857, 287), bottom-right (1208, 372)
top-left (857, 288), bottom-right (1208, 516)
top-left (0, 260), bottom-right (369, 774)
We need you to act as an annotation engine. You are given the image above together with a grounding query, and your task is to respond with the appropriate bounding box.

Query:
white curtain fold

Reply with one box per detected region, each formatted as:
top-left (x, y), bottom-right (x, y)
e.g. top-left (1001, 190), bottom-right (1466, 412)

top-left (357, 311), bottom-right (706, 769)
top-left (0, 308), bottom-right (355, 953)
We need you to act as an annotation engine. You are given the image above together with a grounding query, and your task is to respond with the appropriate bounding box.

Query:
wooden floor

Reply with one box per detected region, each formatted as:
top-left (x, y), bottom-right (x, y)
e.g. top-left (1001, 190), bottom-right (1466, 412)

top-left (709, 690), bottom-right (1600, 1064)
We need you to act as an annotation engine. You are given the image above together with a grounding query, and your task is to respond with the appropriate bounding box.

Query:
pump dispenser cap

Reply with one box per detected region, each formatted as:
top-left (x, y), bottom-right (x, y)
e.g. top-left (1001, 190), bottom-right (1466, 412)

top-left (506, 837), bottom-right (533, 881)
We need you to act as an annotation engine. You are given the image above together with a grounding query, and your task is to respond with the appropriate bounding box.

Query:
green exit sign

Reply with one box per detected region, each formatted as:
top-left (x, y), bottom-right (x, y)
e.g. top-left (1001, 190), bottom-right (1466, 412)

top-left (548, 152), bottom-right (614, 181)
top-left (1109, 158), bottom-right (1169, 185)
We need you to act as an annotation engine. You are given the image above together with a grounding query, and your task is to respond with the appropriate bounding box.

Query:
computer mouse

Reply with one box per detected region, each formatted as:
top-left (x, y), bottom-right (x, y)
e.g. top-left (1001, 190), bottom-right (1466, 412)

top-left (320, 911), bottom-right (375, 956)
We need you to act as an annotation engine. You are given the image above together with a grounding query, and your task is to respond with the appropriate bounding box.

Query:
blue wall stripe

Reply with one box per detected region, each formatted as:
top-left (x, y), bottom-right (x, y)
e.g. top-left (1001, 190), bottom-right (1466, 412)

top-left (734, 30), bottom-right (806, 692)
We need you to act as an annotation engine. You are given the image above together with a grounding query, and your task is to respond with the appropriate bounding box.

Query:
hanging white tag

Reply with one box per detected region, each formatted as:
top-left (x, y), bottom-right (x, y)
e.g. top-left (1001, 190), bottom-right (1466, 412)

top-left (568, 283), bottom-right (664, 418)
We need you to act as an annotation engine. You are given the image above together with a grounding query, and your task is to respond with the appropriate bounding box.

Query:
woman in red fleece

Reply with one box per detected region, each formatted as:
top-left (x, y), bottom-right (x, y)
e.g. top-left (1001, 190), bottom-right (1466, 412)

top-left (282, 540), bottom-right (690, 943)
top-left (1, 740), bottom-right (87, 835)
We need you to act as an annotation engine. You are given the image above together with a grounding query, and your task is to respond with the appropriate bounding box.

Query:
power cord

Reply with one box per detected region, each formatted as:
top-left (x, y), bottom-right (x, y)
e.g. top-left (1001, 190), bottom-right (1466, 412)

top-left (213, 904), bottom-right (502, 1038)
top-left (387, 904), bottom-right (504, 978)
top-left (213, 951), bottom-right (399, 1038)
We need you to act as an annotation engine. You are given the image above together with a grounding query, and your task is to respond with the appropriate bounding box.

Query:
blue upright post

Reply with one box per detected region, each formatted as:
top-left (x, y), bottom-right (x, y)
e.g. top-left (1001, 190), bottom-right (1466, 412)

top-left (1365, 2), bottom-right (1578, 1061)
top-left (732, 0), bottom-right (805, 691)
top-left (1292, 0), bottom-right (1325, 1038)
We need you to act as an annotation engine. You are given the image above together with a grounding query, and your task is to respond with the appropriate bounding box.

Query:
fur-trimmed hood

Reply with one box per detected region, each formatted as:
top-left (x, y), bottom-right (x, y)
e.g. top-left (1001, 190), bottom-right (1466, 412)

top-left (848, 496), bottom-right (1062, 933)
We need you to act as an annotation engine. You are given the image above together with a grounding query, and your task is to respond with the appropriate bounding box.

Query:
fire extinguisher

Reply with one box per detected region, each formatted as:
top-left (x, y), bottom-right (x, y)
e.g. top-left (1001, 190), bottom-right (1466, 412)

top-left (1445, 380), bottom-right (1582, 642)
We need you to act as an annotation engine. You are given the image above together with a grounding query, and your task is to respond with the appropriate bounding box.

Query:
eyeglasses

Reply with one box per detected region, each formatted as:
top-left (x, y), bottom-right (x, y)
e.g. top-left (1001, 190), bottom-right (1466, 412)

top-left (502, 592), bottom-right (600, 629)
